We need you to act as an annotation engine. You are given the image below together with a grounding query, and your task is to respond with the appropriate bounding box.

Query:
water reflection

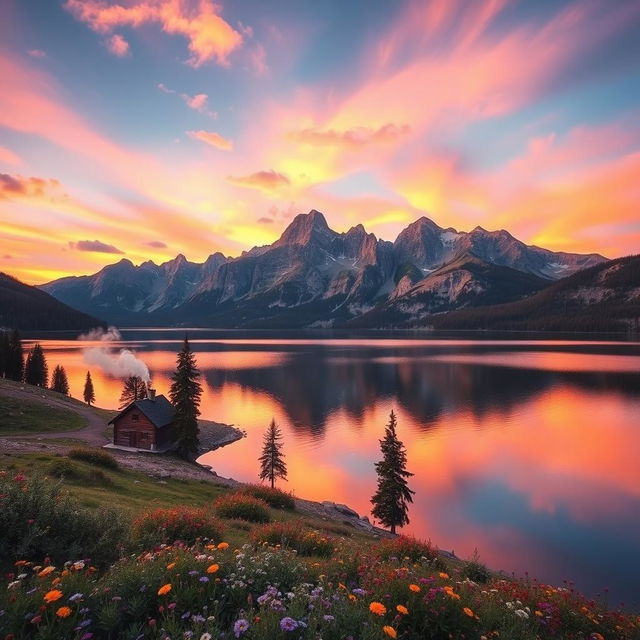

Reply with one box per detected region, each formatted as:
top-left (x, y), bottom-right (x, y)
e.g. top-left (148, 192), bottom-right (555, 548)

top-left (28, 331), bottom-right (640, 607)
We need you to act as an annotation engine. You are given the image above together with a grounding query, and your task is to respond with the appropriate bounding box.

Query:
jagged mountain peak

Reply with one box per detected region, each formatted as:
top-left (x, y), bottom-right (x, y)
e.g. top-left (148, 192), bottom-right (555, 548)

top-left (275, 209), bottom-right (337, 247)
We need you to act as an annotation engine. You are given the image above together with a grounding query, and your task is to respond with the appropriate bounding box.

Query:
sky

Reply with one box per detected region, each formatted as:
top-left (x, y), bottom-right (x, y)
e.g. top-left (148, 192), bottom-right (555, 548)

top-left (0, 0), bottom-right (639, 285)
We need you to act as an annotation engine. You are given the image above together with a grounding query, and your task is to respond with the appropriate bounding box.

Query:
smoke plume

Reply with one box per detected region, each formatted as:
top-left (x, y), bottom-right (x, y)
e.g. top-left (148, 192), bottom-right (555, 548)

top-left (80, 326), bottom-right (151, 383)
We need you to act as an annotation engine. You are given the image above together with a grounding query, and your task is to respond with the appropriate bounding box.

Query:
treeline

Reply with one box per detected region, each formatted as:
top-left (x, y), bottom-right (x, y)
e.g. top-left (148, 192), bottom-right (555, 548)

top-left (0, 330), bottom-right (71, 394)
top-left (0, 272), bottom-right (103, 331)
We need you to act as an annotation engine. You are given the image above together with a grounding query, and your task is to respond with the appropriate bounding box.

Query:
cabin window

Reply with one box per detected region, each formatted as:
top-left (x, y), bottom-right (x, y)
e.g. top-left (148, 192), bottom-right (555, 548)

top-left (132, 413), bottom-right (139, 422)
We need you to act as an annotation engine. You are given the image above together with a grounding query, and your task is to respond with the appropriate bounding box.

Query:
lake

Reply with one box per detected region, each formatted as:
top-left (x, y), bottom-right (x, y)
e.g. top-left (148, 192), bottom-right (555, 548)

top-left (28, 329), bottom-right (640, 608)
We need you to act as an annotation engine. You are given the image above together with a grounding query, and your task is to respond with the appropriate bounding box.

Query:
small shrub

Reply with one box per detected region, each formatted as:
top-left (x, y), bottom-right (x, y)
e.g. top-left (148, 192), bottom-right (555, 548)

top-left (238, 484), bottom-right (296, 510)
top-left (46, 458), bottom-right (81, 478)
top-left (462, 549), bottom-right (491, 583)
top-left (251, 522), bottom-right (335, 557)
top-left (132, 506), bottom-right (224, 548)
top-left (377, 535), bottom-right (437, 563)
top-left (68, 447), bottom-right (119, 469)
top-left (214, 492), bottom-right (271, 523)
top-left (87, 468), bottom-right (113, 485)
top-left (0, 472), bottom-right (128, 567)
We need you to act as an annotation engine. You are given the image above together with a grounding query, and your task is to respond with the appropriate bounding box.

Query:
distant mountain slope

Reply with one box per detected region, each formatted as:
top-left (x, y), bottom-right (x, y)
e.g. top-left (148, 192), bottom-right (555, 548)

top-left (40, 210), bottom-right (608, 328)
top-left (0, 272), bottom-right (104, 331)
top-left (429, 255), bottom-right (640, 332)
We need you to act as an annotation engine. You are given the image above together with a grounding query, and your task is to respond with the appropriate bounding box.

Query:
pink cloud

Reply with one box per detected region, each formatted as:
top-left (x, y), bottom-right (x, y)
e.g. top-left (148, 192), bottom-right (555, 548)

top-left (228, 170), bottom-right (290, 192)
top-left (158, 83), bottom-right (216, 117)
top-left (64, 0), bottom-right (243, 67)
top-left (0, 173), bottom-right (64, 200)
top-left (188, 129), bottom-right (233, 150)
top-left (105, 33), bottom-right (130, 57)
top-left (249, 43), bottom-right (267, 75)
top-left (290, 123), bottom-right (410, 150)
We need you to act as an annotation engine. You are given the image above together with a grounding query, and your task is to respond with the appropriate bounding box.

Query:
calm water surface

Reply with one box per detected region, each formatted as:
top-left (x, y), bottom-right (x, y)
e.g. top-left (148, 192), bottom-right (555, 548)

top-left (30, 330), bottom-right (640, 607)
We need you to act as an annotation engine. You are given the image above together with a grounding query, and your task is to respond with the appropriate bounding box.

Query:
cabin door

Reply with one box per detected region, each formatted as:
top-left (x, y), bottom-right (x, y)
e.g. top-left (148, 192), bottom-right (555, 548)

top-left (129, 431), bottom-right (139, 448)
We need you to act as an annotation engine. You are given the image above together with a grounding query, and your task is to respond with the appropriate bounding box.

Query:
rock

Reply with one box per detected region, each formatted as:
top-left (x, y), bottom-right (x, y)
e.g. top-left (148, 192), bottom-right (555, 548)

top-left (322, 500), bottom-right (336, 509)
top-left (158, 471), bottom-right (171, 479)
top-left (361, 515), bottom-right (370, 523)
top-left (334, 503), bottom-right (359, 518)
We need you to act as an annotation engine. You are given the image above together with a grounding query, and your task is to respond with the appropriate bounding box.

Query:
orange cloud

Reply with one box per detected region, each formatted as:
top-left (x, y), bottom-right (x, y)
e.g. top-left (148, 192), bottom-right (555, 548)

top-left (64, 0), bottom-right (243, 67)
top-left (228, 169), bottom-right (290, 193)
top-left (188, 129), bottom-right (233, 150)
top-left (105, 33), bottom-right (130, 57)
top-left (0, 173), bottom-right (64, 200)
top-left (290, 123), bottom-right (410, 150)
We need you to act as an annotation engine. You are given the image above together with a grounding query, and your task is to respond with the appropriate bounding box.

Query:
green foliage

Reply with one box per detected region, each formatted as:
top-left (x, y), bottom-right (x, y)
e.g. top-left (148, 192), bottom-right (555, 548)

top-left (214, 492), bottom-right (271, 523)
top-left (0, 472), bottom-right (128, 567)
top-left (132, 506), bottom-right (224, 548)
top-left (46, 458), bottom-right (81, 478)
top-left (259, 418), bottom-right (288, 488)
top-left (118, 375), bottom-right (147, 409)
top-left (239, 483), bottom-right (296, 510)
top-left (0, 329), bottom-right (23, 381)
top-left (68, 447), bottom-right (119, 470)
top-left (252, 522), bottom-right (335, 557)
top-left (50, 364), bottom-right (70, 395)
top-left (83, 370), bottom-right (95, 405)
top-left (462, 548), bottom-right (491, 583)
top-left (377, 535), bottom-right (437, 563)
top-left (24, 342), bottom-right (48, 387)
top-left (371, 410), bottom-right (414, 534)
top-left (0, 394), bottom-right (85, 435)
top-left (169, 336), bottom-right (203, 459)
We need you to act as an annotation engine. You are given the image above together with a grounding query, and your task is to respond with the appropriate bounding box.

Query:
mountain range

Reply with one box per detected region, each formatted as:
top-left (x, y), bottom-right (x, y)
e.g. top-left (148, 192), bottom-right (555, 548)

top-left (38, 210), bottom-right (615, 329)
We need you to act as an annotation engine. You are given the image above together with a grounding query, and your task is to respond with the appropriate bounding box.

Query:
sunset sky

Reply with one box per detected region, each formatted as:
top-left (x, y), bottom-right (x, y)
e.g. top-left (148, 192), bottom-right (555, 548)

top-left (1, 0), bottom-right (639, 284)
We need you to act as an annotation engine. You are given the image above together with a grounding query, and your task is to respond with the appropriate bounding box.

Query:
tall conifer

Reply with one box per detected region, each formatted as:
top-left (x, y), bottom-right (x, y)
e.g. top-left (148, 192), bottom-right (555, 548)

top-left (24, 343), bottom-right (48, 387)
top-left (50, 365), bottom-right (70, 395)
top-left (83, 371), bottom-right (95, 406)
top-left (259, 419), bottom-right (288, 488)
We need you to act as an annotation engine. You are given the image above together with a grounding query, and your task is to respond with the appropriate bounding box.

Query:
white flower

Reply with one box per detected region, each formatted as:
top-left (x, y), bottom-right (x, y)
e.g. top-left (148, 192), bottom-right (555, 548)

top-left (514, 609), bottom-right (529, 619)
top-left (7, 581), bottom-right (20, 590)
top-left (200, 634), bottom-right (212, 640)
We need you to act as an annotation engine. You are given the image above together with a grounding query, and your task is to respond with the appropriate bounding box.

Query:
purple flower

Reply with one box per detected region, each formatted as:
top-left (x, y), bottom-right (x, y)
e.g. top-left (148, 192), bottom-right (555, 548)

top-left (199, 576), bottom-right (210, 583)
top-left (69, 593), bottom-right (83, 602)
top-left (352, 588), bottom-right (366, 597)
top-left (280, 617), bottom-right (299, 632)
top-left (81, 634), bottom-right (93, 640)
top-left (189, 570), bottom-right (199, 576)
top-left (234, 618), bottom-right (250, 638)
top-left (323, 615), bottom-right (335, 622)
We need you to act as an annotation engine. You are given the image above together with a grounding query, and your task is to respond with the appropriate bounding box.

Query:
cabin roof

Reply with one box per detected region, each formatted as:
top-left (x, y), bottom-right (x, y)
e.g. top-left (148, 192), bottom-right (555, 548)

top-left (108, 395), bottom-right (176, 428)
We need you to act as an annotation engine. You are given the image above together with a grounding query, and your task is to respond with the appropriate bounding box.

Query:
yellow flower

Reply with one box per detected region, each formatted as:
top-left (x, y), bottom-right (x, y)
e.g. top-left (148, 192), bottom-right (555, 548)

top-left (217, 542), bottom-right (229, 550)
top-left (166, 562), bottom-right (176, 570)
top-left (463, 607), bottom-right (474, 618)
top-left (339, 583), bottom-right (347, 590)
top-left (409, 584), bottom-right (421, 593)
top-left (207, 564), bottom-right (219, 574)
top-left (44, 590), bottom-right (63, 603)
top-left (38, 566), bottom-right (55, 578)
top-left (348, 594), bottom-right (357, 602)
top-left (157, 583), bottom-right (172, 596)
top-left (396, 605), bottom-right (409, 615)
top-left (383, 626), bottom-right (397, 639)
top-left (369, 602), bottom-right (387, 616)
top-left (439, 572), bottom-right (449, 579)
top-left (56, 606), bottom-right (72, 618)
top-left (535, 610), bottom-right (543, 617)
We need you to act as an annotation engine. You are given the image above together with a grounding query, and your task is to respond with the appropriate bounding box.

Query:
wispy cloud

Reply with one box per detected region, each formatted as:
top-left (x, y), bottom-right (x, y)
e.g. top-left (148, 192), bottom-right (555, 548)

top-left (158, 83), bottom-right (217, 117)
top-left (228, 170), bottom-right (290, 192)
top-left (27, 49), bottom-right (47, 59)
top-left (105, 33), bottom-right (130, 57)
top-left (70, 239), bottom-right (124, 254)
top-left (0, 173), bottom-right (63, 199)
top-left (188, 130), bottom-right (233, 150)
top-left (290, 123), bottom-right (410, 150)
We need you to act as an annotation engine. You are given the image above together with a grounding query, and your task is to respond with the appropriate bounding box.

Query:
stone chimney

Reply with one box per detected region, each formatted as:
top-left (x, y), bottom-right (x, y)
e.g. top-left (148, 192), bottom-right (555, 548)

top-left (147, 387), bottom-right (156, 401)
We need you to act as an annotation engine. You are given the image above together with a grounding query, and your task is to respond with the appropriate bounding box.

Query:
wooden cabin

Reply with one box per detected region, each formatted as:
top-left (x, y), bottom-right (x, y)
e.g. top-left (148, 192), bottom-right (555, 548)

top-left (108, 392), bottom-right (177, 452)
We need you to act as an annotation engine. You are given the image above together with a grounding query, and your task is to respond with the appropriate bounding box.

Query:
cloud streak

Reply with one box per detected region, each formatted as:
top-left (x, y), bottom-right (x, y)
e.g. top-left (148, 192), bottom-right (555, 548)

top-left (188, 129), bottom-right (233, 150)
top-left (70, 239), bottom-right (124, 254)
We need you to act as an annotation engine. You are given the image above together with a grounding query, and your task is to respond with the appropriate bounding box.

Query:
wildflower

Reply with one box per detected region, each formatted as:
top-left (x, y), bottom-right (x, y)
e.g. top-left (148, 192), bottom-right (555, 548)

top-left (514, 609), bottom-right (529, 619)
top-left (7, 581), bottom-right (20, 590)
top-left (590, 635), bottom-right (605, 640)
top-left (280, 617), bottom-right (299, 631)
top-left (439, 572), bottom-right (449, 579)
top-left (218, 542), bottom-right (229, 550)
top-left (383, 626), bottom-right (397, 639)
top-left (31, 615), bottom-right (42, 624)
top-left (199, 576), bottom-right (210, 583)
top-left (73, 561), bottom-right (85, 570)
top-left (409, 584), bottom-right (421, 593)
top-left (69, 593), bottom-right (83, 602)
top-left (369, 602), bottom-right (387, 616)
top-left (44, 589), bottom-right (63, 603)
top-left (207, 564), bottom-right (219, 574)
top-left (158, 583), bottom-right (172, 596)
top-left (348, 594), bottom-right (357, 602)
top-left (352, 588), bottom-right (366, 597)
top-left (56, 606), bottom-right (72, 618)
top-left (323, 615), bottom-right (335, 621)
top-left (200, 634), bottom-right (212, 640)
top-left (38, 566), bottom-right (55, 577)
top-left (167, 562), bottom-right (177, 570)
top-left (396, 605), bottom-right (409, 615)
top-left (234, 618), bottom-right (250, 637)
top-left (463, 607), bottom-right (474, 618)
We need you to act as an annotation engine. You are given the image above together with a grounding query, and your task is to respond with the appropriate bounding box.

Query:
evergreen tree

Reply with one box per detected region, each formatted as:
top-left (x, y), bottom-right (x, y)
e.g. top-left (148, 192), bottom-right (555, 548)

top-left (118, 375), bottom-right (147, 409)
top-left (169, 336), bottom-right (202, 460)
top-left (0, 331), bottom-right (7, 378)
top-left (371, 410), bottom-right (415, 534)
top-left (50, 365), bottom-right (70, 395)
top-left (258, 418), bottom-right (288, 488)
top-left (83, 371), bottom-right (95, 406)
top-left (6, 330), bottom-right (23, 382)
top-left (24, 343), bottom-right (48, 387)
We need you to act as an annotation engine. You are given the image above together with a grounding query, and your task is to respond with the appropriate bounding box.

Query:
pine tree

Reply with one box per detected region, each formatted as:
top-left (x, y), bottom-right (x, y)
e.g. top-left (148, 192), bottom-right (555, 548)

top-left (119, 375), bottom-right (147, 409)
top-left (258, 418), bottom-right (288, 488)
top-left (6, 330), bottom-right (23, 382)
top-left (169, 336), bottom-right (202, 460)
top-left (83, 371), bottom-right (95, 406)
top-left (24, 343), bottom-right (48, 387)
top-left (50, 365), bottom-right (70, 395)
top-left (0, 331), bottom-right (7, 378)
top-left (371, 410), bottom-right (415, 534)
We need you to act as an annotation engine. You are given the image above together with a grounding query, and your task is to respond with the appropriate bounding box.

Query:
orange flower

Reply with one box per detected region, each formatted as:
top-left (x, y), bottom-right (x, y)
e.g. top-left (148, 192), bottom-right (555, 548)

top-left (590, 635), bottom-right (605, 640)
top-left (383, 626), bottom-right (397, 639)
top-left (207, 564), bottom-right (219, 574)
top-left (166, 562), bottom-right (176, 570)
top-left (409, 584), bottom-right (421, 593)
top-left (396, 605), bottom-right (409, 615)
top-left (369, 602), bottom-right (387, 616)
top-left (439, 572), bottom-right (449, 579)
top-left (43, 590), bottom-right (63, 603)
top-left (217, 542), bottom-right (229, 550)
top-left (157, 583), bottom-right (172, 596)
top-left (443, 586), bottom-right (460, 600)
top-left (52, 578), bottom-right (61, 586)
top-left (463, 607), bottom-right (474, 617)
top-left (38, 566), bottom-right (55, 578)
top-left (56, 606), bottom-right (72, 618)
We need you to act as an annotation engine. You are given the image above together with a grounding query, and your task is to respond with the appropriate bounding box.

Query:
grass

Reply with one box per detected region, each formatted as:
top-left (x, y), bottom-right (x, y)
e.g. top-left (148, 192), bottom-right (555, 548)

top-left (0, 394), bottom-right (86, 435)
